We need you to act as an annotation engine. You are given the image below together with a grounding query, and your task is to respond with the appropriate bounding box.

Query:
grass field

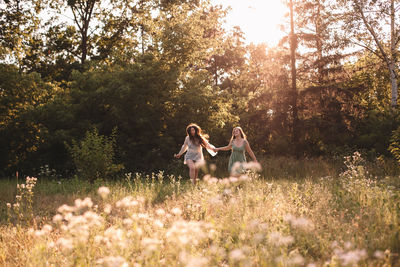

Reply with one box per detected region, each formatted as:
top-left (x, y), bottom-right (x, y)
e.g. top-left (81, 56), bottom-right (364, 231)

top-left (1, 154), bottom-right (400, 266)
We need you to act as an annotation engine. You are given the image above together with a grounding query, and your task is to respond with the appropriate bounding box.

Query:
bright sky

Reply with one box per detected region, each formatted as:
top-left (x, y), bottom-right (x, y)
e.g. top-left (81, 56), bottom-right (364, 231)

top-left (213, 0), bottom-right (287, 46)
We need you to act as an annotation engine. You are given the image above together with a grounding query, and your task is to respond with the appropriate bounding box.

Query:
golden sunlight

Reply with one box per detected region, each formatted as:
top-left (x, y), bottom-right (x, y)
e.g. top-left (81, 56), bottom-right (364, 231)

top-left (213, 0), bottom-right (287, 46)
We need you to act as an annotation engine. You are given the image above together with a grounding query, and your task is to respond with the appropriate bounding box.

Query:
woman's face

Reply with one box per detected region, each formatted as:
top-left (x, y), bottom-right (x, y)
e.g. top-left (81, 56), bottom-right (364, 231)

top-left (190, 127), bottom-right (196, 136)
top-left (233, 128), bottom-right (240, 137)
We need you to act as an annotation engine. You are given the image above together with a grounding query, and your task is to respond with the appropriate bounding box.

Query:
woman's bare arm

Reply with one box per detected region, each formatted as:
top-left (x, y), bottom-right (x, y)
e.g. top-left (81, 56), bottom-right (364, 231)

top-left (245, 140), bottom-right (257, 161)
top-left (174, 136), bottom-right (188, 158)
top-left (215, 141), bottom-right (232, 151)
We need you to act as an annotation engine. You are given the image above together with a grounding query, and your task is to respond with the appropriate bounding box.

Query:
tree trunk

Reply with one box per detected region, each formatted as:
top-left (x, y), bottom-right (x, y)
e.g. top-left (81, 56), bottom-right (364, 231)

top-left (289, 0), bottom-right (299, 156)
top-left (355, 0), bottom-right (398, 109)
top-left (390, 0), bottom-right (398, 108)
top-left (390, 64), bottom-right (398, 108)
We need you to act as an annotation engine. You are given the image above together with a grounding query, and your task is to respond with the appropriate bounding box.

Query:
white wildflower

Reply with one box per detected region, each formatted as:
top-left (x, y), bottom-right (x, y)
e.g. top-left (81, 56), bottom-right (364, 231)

top-left (268, 232), bottom-right (294, 246)
top-left (229, 249), bottom-right (245, 261)
top-left (97, 186), bottom-right (110, 199)
top-left (104, 204), bottom-right (112, 214)
top-left (339, 249), bottom-right (367, 265)
top-left (155, 208), bottom-right (165, 216)
top-left (374, 250), bottom-right (385, 259)
top-left (123, 218), bottom-right (133, 227)
top-left (56, 238), bottom-right (74, 253)
top-left (171, 207), bottom-right (182, 216)
top-left (96, 256), bottom-right (128, 267)
top-left (154, 219), bottom-right (164, 228)
top-left (53, 214), bottom-right (63, 224)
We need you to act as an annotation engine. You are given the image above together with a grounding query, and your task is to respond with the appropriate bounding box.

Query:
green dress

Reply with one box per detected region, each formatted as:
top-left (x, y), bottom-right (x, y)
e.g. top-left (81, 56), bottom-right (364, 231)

top-left (228, 140), bottom-right (247, 174)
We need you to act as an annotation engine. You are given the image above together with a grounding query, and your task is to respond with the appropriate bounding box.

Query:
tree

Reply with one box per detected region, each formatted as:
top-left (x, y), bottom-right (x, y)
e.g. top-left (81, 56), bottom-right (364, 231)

top-left (289, 0), bottom-right (300, 156)
top-left (338, 0), bottom-right (400, 108)
top-left (0, 0), bottom-right (43, 69)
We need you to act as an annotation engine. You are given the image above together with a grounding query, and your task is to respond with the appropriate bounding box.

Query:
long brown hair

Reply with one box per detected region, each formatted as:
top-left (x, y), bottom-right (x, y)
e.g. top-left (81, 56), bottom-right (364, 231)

top-left (229, 126), bottom-right (247, 144)
top-left (186, 123), bottom-right (209, 148)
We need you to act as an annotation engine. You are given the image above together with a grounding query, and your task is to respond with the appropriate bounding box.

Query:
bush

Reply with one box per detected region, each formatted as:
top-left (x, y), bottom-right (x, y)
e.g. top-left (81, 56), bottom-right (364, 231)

top-left (389, 126), bottom-right (400, 163)
top-left (66, 128), bottom-right (124, 182)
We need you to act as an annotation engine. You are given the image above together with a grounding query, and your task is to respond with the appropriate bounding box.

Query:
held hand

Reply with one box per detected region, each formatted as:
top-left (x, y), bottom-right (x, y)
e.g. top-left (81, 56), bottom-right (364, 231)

top-left (174, 153), bottom-right (181, 159)
top-left (214, 147), bottom-right (219, 152)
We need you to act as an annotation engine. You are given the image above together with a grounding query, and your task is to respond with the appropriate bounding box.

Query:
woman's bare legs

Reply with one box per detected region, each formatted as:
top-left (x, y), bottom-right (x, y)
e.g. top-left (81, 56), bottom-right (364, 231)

top-left (186, 160), bottom-right (196, 183)
top-left (195, 168), bottom-right (200, 181)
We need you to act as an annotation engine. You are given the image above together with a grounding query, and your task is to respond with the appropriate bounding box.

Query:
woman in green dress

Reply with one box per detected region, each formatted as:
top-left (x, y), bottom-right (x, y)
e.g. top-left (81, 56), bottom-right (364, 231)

top-left (215, 127), bottom-right (257, 175)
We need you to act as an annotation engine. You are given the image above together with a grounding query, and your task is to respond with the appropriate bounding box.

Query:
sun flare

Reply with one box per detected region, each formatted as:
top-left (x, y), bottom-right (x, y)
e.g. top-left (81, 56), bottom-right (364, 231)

top-left (213, 0), bottom-right (287, 46)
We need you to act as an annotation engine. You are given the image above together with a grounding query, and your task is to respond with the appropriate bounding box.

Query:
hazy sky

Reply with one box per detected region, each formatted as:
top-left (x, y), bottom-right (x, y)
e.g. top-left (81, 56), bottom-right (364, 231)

top-left (212, 0), bottom-right (287, 46)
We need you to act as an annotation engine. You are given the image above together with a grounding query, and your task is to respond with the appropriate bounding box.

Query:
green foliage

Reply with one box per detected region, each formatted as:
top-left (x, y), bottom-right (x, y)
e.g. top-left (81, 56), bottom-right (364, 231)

top-left (1, 0), bottom-right (400, 175)
top-left (66, 128), bottom-right (124, 182)
top-left (0, 64), bottom-right (58, 174)
top-left (389, 126), bottom-right (400, 163)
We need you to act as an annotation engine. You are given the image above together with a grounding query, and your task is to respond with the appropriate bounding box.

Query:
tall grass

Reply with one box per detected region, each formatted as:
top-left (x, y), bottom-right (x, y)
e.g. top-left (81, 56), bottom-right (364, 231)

top-left (0, 155), bottom-right (399, 266)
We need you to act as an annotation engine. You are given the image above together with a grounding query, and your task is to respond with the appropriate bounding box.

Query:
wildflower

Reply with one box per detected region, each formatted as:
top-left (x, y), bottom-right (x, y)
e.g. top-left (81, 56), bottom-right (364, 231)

top-left (141, 238), bottom-right (162, 254)
top-left (6, 203), bottom-right (11, 208)
top-left (94, 235), bottom-right (104, 244)
top-left (47, 241), bottom-right (55, 249)
top-left (154, 219), bottom-right (164, 228)
top-left (184, 256), bottom-right (209, 267)
top-left (339, 249), bottom-right (367, 265)
top-left (56, 238), bottom-right (74, 253)
top-left (220, 178), bottom-right (230, 185)
top-left (243, 161), bottom-right (262, 172)
top-left (374, 250), bottom-right (385, 259)
top-left (83, 211), bottom-right (103, 227)
top-left (229, 249), bottom-right (245, 261)
top-left (155, 208), bottom-right (165, 216)
top-left (136, 227), bottom-right (143, 236)
top-left (104, 227), bottom-right (124, 243)
top-left (116, 196), bottom-right (139, 209)
top-left (171, 207), bottom-right (182, 216)
top-left (252, 233), bottom-right (265, 245)
top-left (34, 230), bottom-right (46, 237)
top-left (98, 186), bottom-right (110, 199)
top-left (82, 197), bottom-right (93, 209)
top-left (96, 256), bottom-right (128, 267)
top-left (344, 241), bottom-right (353, 250)
top-left (287, 253), bottom-right (305, 265)
top-left (53, 214), bottom-right (63, 224)
top-left (229, 177), bottom-right (238, 183)
top-left (284, 214), bottom-right (314, 230)
top-left (42, 224), bottom-right (53, 232)
top-left (15, 195), bottom-right (21, 200)
top-left (268, 232), bottom-right (294, 246)
top-left (123, 218), bottom-right (133, 226)
top-left (104, 204), bottom-right (112, 214)
top-left (238, 175), bottom-right (250, 182)
top-left (57, 204), bottom-right (75, 214)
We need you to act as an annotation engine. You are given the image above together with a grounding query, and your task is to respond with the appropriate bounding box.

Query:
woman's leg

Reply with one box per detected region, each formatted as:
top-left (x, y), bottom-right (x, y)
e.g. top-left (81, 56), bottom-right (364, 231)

top-left (195, 168), bottom-right (200, 181)
top-left (186, 160), bottom-right (196, 183)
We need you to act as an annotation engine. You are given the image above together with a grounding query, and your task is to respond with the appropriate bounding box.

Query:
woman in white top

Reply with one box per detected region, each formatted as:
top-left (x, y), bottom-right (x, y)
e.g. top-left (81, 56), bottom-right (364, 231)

top-left (174, 123), bottom-right (216, 183)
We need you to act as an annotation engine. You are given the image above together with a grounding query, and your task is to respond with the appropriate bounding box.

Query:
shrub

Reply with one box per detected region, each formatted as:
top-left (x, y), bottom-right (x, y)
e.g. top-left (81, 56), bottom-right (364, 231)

top-left (66, 128), bottom-right (124, 183)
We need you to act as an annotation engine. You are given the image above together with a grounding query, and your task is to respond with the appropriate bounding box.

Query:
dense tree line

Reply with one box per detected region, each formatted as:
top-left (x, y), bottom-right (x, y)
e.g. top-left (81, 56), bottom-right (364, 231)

top-left (1, 0), bottom-right (400, 177)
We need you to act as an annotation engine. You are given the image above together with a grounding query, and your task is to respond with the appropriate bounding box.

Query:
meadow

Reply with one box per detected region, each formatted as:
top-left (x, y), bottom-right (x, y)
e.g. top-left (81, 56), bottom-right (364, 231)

top-left (1, 153), bottom-right (400, 266)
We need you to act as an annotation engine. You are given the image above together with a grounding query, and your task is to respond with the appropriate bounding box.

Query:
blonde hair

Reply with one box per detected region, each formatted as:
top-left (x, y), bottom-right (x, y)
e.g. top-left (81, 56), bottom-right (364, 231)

top-left (229, 126), bottom-right (247, 144)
